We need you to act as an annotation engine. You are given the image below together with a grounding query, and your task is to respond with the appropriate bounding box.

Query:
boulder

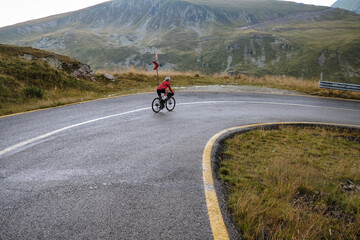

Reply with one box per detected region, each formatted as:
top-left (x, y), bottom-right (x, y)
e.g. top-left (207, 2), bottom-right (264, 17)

top-left (103, 74), bottom-right (115, 82)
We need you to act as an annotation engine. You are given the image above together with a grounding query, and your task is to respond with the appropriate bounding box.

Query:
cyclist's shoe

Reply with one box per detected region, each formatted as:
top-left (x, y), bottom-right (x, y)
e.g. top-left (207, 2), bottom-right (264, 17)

top-left (160, 102), bottom-right (164, 109)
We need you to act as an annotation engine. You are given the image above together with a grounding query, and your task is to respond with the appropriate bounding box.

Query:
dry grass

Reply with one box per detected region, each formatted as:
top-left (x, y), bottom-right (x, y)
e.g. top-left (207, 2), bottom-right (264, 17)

top-left (231, 75), bottom-right (360, 99)
top-left (218, 126), bottom-right (360, 239)
top-left (108, 69), bottom-right (360, 99)
top-left (1, 69), bottom-right (359, 116)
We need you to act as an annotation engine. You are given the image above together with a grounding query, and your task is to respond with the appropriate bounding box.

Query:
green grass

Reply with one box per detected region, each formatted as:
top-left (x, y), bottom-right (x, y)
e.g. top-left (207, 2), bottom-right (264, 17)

top-left (218, 126), bottom-right (360, 239)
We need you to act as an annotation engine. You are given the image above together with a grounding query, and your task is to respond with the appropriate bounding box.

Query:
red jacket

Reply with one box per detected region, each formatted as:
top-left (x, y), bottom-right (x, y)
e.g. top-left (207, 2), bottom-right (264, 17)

top-left (157, 81), bottom-right (174, 94)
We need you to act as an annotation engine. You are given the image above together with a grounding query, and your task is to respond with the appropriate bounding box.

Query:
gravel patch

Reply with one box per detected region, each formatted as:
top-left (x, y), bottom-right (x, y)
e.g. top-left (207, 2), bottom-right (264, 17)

top-left (174, 85), bottom-right (305, 95)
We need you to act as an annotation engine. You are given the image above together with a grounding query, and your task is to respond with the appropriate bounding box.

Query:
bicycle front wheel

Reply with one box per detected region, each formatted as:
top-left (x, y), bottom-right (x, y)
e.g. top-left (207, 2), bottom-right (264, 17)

top-left (166, 97), bottom-right (176, 111)
top-left (152, 98), bottom-right (161, 113)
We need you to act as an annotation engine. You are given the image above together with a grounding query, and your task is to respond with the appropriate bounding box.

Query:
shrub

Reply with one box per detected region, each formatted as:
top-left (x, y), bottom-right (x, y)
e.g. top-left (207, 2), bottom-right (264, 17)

top-left (24, 86), bottom-right (44, 99)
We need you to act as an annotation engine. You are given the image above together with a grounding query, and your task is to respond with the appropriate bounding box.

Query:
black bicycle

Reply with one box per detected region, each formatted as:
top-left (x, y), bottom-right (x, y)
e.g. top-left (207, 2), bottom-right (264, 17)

top-left (152, 92), bottom-right (176, 113)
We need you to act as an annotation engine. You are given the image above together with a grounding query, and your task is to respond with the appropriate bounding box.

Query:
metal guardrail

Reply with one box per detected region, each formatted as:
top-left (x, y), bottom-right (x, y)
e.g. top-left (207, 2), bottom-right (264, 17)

top-left (319, 81), bottom-right (360, 92)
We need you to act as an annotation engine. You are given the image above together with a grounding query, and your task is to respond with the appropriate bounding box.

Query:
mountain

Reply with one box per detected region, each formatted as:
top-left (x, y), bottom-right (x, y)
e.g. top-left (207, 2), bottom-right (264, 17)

top-left (0, 0), bottom-right (360, 83)
top-left (332, 0), bottom-right (360, 14)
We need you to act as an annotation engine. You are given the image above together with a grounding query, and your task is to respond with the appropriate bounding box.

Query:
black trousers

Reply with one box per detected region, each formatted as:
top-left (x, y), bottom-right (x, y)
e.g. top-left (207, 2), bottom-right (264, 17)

top-left (157, 89), bottom-right (165, 98)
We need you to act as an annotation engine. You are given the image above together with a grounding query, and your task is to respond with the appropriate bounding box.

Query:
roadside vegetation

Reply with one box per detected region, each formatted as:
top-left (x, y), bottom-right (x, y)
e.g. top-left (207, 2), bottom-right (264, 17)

top-left (218, 125), bottom-right (360, 239)
top-left (2, 67), bottom-right (360, 116)
top-left (1, 45), bottom-right (359, 116)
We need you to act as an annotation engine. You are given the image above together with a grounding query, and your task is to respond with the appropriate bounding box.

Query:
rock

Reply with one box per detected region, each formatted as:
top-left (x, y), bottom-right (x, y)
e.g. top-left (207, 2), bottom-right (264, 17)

top-left (20, 54), bottom-right (63, 70)
top-left (41, 57), bottom-right (63, 70)
top-left (341, 179), bottom-right (357, 192)
top-left (346, 179), bottom-right (354, 185)
top-left (318, 51), bottom-right (327, 67)
top-left (72, 64), bottom-right (95, 81)
top-left (20, 54), bottom-right (33, 61)
top-left (103, 74), bottom-right (115, 82)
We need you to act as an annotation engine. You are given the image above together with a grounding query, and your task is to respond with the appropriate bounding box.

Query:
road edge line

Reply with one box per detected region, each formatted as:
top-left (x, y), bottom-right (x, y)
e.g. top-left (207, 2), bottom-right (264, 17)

top-left (2, 90), bottom-right (359, 119)
top-left (0, 92), bottom-right (152, 119)
top-left (203, 122), bottom-right (360, 240)
top-left (0, 107), bottom-right (150, 156)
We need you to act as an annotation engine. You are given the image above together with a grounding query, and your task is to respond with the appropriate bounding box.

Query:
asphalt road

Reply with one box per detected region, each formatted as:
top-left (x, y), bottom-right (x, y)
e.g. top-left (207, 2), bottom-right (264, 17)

top-left (1, 92), bottom-right (359, 240)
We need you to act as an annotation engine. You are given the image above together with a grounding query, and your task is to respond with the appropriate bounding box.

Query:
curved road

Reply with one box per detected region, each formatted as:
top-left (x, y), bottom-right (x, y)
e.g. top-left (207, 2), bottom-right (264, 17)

top-left (1, 92), bottom-right (359, 239)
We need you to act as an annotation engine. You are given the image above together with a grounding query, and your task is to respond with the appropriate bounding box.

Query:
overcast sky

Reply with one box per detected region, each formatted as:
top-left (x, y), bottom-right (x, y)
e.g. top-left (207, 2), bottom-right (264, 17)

top-left (0, 0), bottom-right (337, 28)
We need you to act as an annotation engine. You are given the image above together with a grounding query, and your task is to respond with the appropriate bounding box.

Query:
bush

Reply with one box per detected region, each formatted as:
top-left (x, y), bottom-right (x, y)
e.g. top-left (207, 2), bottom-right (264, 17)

top-left (24, 86), bottom-right (44, 99)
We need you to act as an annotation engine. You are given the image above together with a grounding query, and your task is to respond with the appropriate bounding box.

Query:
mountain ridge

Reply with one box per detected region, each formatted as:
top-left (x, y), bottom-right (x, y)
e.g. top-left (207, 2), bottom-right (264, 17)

top-left (332, 0), bottom-right (360, 14)
top-left (0, 0), bottom-right (359, 83)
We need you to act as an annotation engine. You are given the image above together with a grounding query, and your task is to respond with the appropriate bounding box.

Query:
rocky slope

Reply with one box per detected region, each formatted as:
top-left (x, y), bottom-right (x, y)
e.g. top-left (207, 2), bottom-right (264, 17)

top-left (0, 0), bottom-right (359, 83)
top-left (332, 0), bottom-right (360, 14)
top-left (0, 44), bottom-right (95, 105)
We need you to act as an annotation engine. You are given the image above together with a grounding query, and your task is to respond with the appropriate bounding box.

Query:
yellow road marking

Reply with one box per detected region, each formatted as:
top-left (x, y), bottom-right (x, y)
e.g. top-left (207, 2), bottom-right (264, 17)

top-left (203, 122), bottom-right (360, 240)
top-left (203, 129), bottom-right (231, 240)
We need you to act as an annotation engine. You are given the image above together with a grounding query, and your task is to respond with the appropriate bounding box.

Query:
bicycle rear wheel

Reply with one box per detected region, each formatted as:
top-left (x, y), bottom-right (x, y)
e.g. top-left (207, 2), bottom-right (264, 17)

top-left (166, 97), bottom-right (176, 111)
top-left (152, 98), bottom-right (161, 113)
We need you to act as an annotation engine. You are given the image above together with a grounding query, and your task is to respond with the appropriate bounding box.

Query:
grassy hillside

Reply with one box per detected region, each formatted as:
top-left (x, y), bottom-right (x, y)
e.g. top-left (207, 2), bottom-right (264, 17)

top-left (0, 45), bottom-right (95, 114)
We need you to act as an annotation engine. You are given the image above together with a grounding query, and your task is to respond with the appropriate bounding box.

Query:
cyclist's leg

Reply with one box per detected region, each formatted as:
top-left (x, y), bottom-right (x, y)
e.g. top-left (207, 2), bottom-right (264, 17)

top-left (157, 89), bottom-right (165, 108)
top-left (157, 89), bottom-right (164, 99)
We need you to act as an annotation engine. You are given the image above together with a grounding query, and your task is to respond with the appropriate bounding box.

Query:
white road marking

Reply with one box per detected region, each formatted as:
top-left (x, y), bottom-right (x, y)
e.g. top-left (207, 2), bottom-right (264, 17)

top-left (0, 107), bottom-right (149, 156)
top-left (1, 100), bottom-right (359, 156)
top-left (180, 100), bottom-right (360, 112)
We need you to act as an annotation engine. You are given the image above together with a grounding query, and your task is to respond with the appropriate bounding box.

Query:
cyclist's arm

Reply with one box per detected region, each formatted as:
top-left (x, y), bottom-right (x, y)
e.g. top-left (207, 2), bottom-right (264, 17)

top-left (168, 84), bottom-right (175, 94)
